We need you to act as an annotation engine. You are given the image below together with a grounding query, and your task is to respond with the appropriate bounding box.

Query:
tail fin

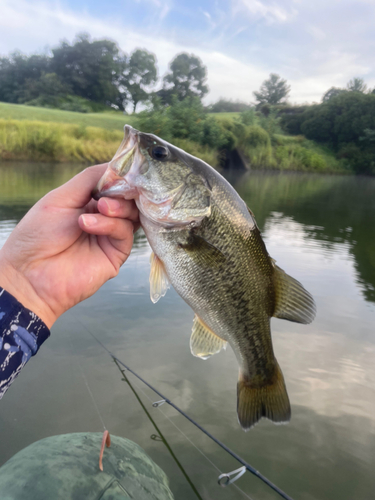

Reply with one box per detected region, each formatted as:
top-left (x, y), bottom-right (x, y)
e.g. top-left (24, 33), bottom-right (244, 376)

top-left (237, 362), bottom-right (291, 431)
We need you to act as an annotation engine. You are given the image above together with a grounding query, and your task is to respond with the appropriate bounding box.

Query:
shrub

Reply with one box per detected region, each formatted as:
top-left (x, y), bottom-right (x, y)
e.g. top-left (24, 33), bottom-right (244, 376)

top-left (242, 144), bottom-right (275, 169)
top-left (275, 144), bottom-right (326, 171)
top-left (136, 97), bottom-right (235, 151)
top-left (258, 109), bottom-right (283, 138)
top-left (209, 99), bottom-right (252, 113)
top-left (338, 142), bottom-right (375, 175)
top-left (240, 109), bottom-right (257, 126)
top-left (243, 125), bottom-right (271, 148)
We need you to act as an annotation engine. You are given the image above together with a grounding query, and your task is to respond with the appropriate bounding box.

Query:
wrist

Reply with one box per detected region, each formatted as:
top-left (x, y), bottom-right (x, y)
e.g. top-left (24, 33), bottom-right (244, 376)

top-left (0, 258), bottom-right (57, 329)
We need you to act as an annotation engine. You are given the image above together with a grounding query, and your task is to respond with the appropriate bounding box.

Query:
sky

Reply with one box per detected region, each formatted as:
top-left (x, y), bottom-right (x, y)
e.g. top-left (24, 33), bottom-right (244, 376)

top-left (0, 0), bottom-right (374, 105)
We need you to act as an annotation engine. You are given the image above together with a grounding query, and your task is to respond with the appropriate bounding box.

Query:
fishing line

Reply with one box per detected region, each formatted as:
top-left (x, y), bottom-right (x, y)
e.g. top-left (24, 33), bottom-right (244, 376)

top-left (67, 333), bottom-right (107, 431)
top-left (125, 368), bottom-right (255, 500)
top-left (114, 359), bottom-right (205, 500)
top-left (77, 322), bottom-right (295, 500)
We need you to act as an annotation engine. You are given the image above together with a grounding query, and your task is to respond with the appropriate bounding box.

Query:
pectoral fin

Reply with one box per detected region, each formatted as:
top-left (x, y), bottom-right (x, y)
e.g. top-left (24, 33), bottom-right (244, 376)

top-left (273, 264), bottom-right (316, 324)
top-left (149, 252), bottom-right (170, 304)
top-left (190, 315), bottom-right (227, 360)
top-left (179, 234), bottom-right (226, 267)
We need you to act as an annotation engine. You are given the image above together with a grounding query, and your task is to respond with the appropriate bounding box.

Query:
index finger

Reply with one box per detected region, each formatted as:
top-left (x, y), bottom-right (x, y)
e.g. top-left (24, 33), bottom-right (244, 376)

top-left (97, 197), bottom-right (139, 223)
top-left (47, 164), bottom-right (109, 209)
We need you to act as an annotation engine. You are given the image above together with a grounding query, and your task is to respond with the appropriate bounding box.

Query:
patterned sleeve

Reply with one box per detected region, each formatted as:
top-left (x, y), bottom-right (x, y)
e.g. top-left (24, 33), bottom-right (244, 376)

top-left (0, 287), bottom-right (50, 400)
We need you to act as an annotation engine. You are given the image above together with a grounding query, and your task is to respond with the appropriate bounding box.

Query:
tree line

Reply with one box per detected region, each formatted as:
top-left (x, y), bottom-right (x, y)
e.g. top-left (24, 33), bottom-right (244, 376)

top-left (0, 33), bottom-right (208, 113)
top-left (1, 32), bottom-right (374, 174)
top-left (213, 73), bottom-right (375, 174)
top-left (279, 90), bottom-right (375, 174)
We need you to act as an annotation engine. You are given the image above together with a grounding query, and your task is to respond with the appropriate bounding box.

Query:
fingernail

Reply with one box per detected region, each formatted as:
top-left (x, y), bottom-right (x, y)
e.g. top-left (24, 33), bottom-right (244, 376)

top-left (104, 198), bottom-right (121, 213)
top-left (82, 214), bottom-right (98, 227)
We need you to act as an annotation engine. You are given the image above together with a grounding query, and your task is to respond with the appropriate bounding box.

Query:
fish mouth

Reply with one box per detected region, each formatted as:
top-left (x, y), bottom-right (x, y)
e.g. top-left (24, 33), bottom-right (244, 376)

top-left (92, 169), bottom-right (138, 200)
top-left (92, 125), bottom-right (140, 200)
top-left (110, 125), bottom-right (138, 176)
top-left (92, 124), bottom-right (194, 227)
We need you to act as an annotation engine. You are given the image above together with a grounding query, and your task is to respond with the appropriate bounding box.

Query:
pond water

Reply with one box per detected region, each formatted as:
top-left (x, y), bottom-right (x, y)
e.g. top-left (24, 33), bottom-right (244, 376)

top-left (0, 162), bottom-right (374, 500)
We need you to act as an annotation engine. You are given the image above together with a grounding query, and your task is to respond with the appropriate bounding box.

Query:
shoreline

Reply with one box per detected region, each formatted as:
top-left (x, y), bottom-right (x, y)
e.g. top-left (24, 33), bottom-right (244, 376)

top-left (0, 115), bottom-right (349, 174)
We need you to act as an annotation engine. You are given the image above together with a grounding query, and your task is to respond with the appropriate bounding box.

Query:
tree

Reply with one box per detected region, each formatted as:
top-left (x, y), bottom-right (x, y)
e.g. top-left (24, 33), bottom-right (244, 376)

top-left (322, 87), bottom-right (346, 102)
top-left (162, 53), bottom-right (208, 104)
top-left (52, 33), bottom-right (127, 109)
top-left (18, 72), bottom-right (71, 105)
top-left (0, 34), bottom-right (163, 112)
top-left (0, 52), bottom-right (50, 103)
top-left (123, 49), bottom-right (157, 113)
top-left (253, 74), bottom-right (291, 105)
top-left (154, 87), bottom-right (173, 106)
top-left (347, 77), bottom-right (367, 93)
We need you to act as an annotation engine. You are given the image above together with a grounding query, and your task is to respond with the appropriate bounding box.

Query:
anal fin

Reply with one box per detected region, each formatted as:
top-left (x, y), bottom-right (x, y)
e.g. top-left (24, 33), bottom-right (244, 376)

top-left (190, 315), bottom-right (227, 360)
top-left (149, 252), bottom-right (170, 304)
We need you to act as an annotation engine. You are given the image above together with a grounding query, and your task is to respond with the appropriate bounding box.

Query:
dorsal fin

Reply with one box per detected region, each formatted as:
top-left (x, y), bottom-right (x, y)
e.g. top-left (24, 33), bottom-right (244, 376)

top-left (190, 315), bottom-right (227, 360)
top-left (149, 252), bottom-right (170, 304)
top-left (272, 264), bottom-right (316, 324)
top-left (247, 205), bottom-right (256, 218)
top-left (246, 205), bottom-right (260, 230)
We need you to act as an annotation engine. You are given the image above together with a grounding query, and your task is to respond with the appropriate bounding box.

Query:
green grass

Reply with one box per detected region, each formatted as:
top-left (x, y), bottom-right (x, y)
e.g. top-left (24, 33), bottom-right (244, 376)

top-left (0, 119), bottom-right (124, 163)
top-left (0, 116), bottom-right (219, 166)
top-left (209, 110), bottom-right (349, 173)
top-left (240, 136), bottom-right (347, 173)
top-left (208, 112), bottom-right (241, 120)
top-left (0, 102), bottom-right (350, 173)
top-left (273, 134), bottom-right (348, 173)
top-left (0, 102), bottom-right (134, 131)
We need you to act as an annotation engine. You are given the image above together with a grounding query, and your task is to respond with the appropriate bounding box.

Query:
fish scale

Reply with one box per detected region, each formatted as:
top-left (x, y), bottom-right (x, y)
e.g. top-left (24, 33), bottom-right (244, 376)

top-left (94, 125), bottom-right (316, 430)
top-left (144, 201), bottom-right (278, 392)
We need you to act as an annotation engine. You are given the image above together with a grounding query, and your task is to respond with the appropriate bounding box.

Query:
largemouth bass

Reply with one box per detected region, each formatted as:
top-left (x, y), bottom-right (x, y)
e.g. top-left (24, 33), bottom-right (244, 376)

top-left (93, 125), bottom-right (316, 430)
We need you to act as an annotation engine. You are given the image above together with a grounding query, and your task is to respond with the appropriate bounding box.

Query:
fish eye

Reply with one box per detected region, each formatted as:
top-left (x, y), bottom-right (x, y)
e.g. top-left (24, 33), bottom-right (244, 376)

top-left (152, 145), bottom-right (169, 161)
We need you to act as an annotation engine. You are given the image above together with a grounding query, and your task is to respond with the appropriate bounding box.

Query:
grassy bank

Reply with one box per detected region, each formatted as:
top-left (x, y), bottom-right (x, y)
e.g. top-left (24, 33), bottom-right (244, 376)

top-left (0, 102), bottom-right (349, 173)
top-left (0, 102), bottom-right (134, 131)
top-left (0, 102), bottom-right (219, 165)
top-left (0, 119), bottom-right (124, 163)
top-left (239, 131), bottom-right (347, 173)
top-left (0, 117), bottom-right (219, 165)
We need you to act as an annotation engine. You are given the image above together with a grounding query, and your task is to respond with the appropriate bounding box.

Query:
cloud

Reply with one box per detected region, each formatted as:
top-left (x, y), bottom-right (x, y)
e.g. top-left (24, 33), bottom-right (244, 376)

top-left (233, 0), bottom-right (296, 24)
top-left (0, 0), bottom-right (374, 104)
top-left (0, 0), bottom-right (267, 104)
top-left (306, 25), bottom-right (326, 42)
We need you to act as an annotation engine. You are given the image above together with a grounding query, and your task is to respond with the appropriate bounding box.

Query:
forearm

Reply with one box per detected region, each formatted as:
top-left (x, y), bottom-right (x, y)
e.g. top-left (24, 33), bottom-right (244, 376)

top-left (0, 287), bottom-right (50, 400)
top-left (0, 258), bottom-right (57, 329)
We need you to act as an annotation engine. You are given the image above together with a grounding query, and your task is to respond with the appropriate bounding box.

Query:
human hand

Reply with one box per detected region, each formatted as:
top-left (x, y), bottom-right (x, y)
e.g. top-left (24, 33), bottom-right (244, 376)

top-left (0, 164), bottom-right (139, 328)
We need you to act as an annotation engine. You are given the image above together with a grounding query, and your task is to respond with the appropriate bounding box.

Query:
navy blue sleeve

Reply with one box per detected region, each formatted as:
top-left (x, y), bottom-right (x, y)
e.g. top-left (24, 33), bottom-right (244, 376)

top-left (0, 287), bottom-right (50, 400)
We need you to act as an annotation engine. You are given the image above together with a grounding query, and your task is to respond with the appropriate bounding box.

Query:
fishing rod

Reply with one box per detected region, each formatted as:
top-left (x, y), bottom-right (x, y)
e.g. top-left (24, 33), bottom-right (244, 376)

top-left (113, 358), bottom-right (204, 500)
top-left (85, 329), bottom-right (295, 500)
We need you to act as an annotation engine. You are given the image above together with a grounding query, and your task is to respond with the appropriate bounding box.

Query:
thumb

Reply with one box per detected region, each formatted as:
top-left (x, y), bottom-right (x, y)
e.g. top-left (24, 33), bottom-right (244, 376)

top-left (47, 164), bottom-right (109, 209)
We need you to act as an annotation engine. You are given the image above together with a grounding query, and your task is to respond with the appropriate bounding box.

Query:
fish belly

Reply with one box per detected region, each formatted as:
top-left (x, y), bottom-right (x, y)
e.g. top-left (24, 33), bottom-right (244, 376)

top-left (140, 213), bottom-right (276, 379)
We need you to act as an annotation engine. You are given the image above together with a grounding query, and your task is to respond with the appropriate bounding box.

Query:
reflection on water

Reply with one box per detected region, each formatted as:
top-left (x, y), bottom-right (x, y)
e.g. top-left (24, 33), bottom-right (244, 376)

top-left (234, 171), bottom-right (375, 304)
top-left (0, 220), bottom-right (17, 248)
top-left (0, 163), bottom-right (374, 500)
